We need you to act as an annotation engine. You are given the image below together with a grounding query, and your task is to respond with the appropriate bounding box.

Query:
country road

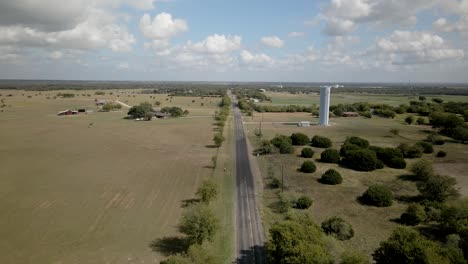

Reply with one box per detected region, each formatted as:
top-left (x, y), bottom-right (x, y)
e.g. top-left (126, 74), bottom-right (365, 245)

top-left (233, 101), bottom-right (266, 264)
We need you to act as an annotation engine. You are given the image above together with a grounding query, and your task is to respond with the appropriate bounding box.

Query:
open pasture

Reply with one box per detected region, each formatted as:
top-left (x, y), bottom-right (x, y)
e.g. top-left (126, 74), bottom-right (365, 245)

top-left (245, 110), bottom-right (468, 257)
top-left (0, 90), bottom-right (220, 263)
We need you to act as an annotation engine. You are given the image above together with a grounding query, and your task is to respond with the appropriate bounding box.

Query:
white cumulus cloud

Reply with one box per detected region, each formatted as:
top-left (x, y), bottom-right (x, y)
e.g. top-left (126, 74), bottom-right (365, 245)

top-left (139, 13), bottom-right (188, 40)
top-left (260, 36), bottom-right (284, 48)
top-left (190, 34), bottom-right (241, 54)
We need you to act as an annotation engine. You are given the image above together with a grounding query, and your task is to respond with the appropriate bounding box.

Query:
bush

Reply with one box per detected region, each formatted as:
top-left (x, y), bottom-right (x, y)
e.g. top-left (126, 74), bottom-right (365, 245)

top-left (374, 147), bottom-right (406, 169)
top-left (340, 143), bottom-right (362, 157)
top-left (213, 133), bottom-right (224, 147)
top-left (311, 135), bottom-right (332, 148)
top-left (301, 147), bottom-right (314, 158)
top-left (415, 141), bottom-right (434, 154)
top-left (405, 115), bottom-right (415, 124)
top-left (321, 149), bottom-right (341, 163)
top-left (417, 174), bottom-right (459, 202)
top-left (321, 217), bottom-right (354, 241)
top-left (300, 160), bottom-right (317, 173)
top-left (342, 149), bottom-right (379, 172)
top-left (362, 185), bottom-right (393, 207)
top-left (279, 141), bottom-right (294, 154)
top-left (436, 151), bottom-right (447, 157)
top-left (410, 159), bottom-right (434, 181)
top-left (398, 143), bottom-right (423, 158)
top-left (361, 111), bottom-right (372, 118)
top-left (295, 196), bottom-right (313, 209)
top-left (290, 133), bottom-right (310, 146)
top-left (340, 251), bottom-right (370, 264)
top-left (344, 136), bottom-right (369, 148)
top-left (271, 135), bottom-right (292, 148)
top-left (427, 134), bottom-right (445, 145)
top-left (320, 169), bottom-right (343, 185)
top-left (255, 140), bottom-right (274, 155)
top-left (179, 204), bottom-right (219, 245)
top-left (416, 117), bottom-right (426, 125)
top-left (195, 180), bottom-right (218, 204)
top-left (400, 203), bottom-right (427, 226)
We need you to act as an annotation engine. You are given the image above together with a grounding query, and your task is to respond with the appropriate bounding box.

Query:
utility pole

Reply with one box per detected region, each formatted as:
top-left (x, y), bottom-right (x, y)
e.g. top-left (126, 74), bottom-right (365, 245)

top-left (281, 165), bottom-right (284, 193)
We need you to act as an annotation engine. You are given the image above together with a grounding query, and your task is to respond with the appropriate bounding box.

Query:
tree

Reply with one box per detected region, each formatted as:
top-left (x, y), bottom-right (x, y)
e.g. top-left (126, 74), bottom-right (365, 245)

top-left (344, 136), bottom-right (369, 148)
top-left (321, 149), bottom-right (341, 163)
top-left (279, 141), bottom-right (294, 154)
top-left (373, 227), bottom-right (451, 264)
top-left (340, 251), bottom-right (370, 264)
top-left (415, 141), bottom-right (434, 154)
top-left (128, 105), bottom-right (148, 119)
top-left (266, 218), bottom-right (334, 264)
top-left (311, 135), bottom-right (332, 148)
top-left (400, 203), bottom-right (427, 226)
top-left (162, 106), bottom-right (185, 117)
top-left (361, 185), bottom-right (393, 207)
top-left (373, 147), bottom-right (406, 169)
top-left (290, 133), bottom-right (310, 146)
top-left (301, 147), bottom-right (314, 158)
top-left (160, 245), bottom-right (218, 264)
top-left (419, 95), bottom-right (427, 101)
top-left (154, 100), bottom-right (161, 106)
top-left (296, 196), bottom-right (313, 209)
top-left (417, 174), bottom-right (459, 202)
top-left (453, 126), bottom-right (468, 143)
top-left (430, 112), bottom-right (464, 136)
top-left (405, 115), bottom-right (415, 125)
top-left (195, 180), bottom-right (218, 204)
top-left (398, 143), bottom-right (423, 158)
top-left (342, 149), bottom-right (379, 172)
top-left (271, 135), bottom-right (292, 148)
top-left (436, 151), bottom-right (447, 157)
top-left (319, 169), bottom-right (343, 185)
top-left (179, 204), bottom-right (219, 245)
top-left (411, 159), bottom-right (434, 181)
top-left (321, 217), bottom-right (354, 241)
top-left (300, 160), bottom-right (317, 173)
top-left (416, 117), bottom-right (426, 125)
top-left (213, 133), bottom-right (224, 147)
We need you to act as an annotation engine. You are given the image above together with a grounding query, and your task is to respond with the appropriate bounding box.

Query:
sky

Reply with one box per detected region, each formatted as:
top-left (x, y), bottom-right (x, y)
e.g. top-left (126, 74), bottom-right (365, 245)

top-left (0, 0), bottom-right (468, 82)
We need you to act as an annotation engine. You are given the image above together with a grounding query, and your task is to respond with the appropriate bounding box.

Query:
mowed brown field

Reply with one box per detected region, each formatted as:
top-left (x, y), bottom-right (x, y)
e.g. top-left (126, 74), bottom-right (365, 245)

top-left (0, 90), bottom-right (220, 264)
top-left (244, 99), bottom-right (468, 257)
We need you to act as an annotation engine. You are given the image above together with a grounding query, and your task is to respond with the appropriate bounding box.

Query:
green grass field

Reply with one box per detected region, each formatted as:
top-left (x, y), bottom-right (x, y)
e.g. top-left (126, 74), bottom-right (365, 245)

top-left (0, 90), bottom-right (225, 263)
top-left (263, 92), bottom-right (468, 107)
top-left (244, 97), bottom-right (468, 258)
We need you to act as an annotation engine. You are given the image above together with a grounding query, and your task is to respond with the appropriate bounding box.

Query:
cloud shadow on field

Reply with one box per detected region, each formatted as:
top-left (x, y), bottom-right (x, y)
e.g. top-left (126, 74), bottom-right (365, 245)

top-left (149, 236), bottom-right (189, 256)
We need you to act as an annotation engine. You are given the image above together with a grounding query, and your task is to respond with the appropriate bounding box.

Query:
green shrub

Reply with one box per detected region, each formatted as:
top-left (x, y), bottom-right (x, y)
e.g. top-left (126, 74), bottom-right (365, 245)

top-left (300, 160), bottom-right (317, 173)
top-left (344, 136), bottom-right (369, 148)
top-left (361, 111), bottom-right (372, 119)
top-left (415, 141), bottom-right (434, 154)
top-left (290, 133), bottom-right (310, 146)
top-left (321, 148), bottom-right (341, 163)
top-left (340, 143), bottom-right (361, 157)
top-left (398, 143), bottom-right (423, 158)
top-left (342, 149), bottom-right (379, 172)
top-left (400, 203), bottom-right (427, 226)
top-left (279, 141), bottom-right (294, 154)
top-left (321, 217), bottom-right (354, 241)
top-left (374, 147), bottom-right (406, 169)
top-left (271, 135), bottom-right (292, 148)
top-left (427, 134), bottom-right (445, 145)
top-left (416, 117), bottom-right (426, 125)
top-left (295, 196), bottom-right (313, 209)
top-left (405, 115), bottom-right (415, 124)
top-left (362, 185), bottom-right (393, 207)
top-left (410, 159), bottom-right (433, 181)
top-left (340, 251), bottom-right (370, 264)
top-left (311, 135), bottom-right (332, 148)
top-left (320, 169), bottom-right (343, 185)
top-left (436, 151), bottom-right (447, 157)
top-left (417, 174), bottom-right (459, 202)
top-left (301, 147), bottom-right (314, 158)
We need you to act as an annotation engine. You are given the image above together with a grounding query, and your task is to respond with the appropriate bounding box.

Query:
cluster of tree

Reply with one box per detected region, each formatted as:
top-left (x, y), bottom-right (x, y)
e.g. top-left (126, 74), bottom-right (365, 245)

top-left (252, 104), bottom-right (315, 113)
top-left (160, 180), bottom-right (220, 264)
top-left (95, 91), bottom-right (106, 95)
top-left (128, 102), bottom-right (188, 120)
top-left (212, 96), bottom-right (231, 147)
top-left (232, 88), bottom-right (270, 102)
top-left (100, 102), bottom-right (122, 112)
top-left (330, 102), bottom-right (370, 117)
top-left (257, 133), bottom-right (334, 156)
top-left (56, 92), bottom-right (75, 98)
top-left (430, 112), bottom-right (468, 143)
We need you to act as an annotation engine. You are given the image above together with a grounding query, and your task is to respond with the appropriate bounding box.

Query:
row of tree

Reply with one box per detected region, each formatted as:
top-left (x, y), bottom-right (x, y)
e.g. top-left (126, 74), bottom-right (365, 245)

top-left (212, 95), bottom-right (231, 147)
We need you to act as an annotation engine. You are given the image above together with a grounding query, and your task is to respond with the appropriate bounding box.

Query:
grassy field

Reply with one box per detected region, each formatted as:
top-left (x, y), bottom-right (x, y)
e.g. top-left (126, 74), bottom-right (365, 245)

top-left (263, 92), bottom-right (468, 107)
top-left (244, 101), bottom-right (468, 258)
top-left (0, 90), bottom-right (225, 263)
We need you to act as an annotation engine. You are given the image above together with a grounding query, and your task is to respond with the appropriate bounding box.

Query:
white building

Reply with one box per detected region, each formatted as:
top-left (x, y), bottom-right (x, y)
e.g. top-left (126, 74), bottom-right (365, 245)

top-left (319, 86), bottom-right (331, 126)
top-left (298, 121), bottom-right (310, 127)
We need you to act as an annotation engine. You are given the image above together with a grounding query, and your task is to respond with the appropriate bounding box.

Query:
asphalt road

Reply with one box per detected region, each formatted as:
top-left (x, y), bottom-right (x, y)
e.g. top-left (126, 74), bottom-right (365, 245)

top-left (233, 103), bottom-right (266, 264)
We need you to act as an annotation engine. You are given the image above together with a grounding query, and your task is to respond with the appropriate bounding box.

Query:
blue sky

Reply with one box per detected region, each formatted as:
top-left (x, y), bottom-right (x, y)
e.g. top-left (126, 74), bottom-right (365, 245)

top-left (0, 0), bottom-right (467, 82)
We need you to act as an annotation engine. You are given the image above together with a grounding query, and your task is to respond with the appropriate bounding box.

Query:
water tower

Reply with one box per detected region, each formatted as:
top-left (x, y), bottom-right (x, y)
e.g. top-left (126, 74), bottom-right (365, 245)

top-left (318, 86), bottom-right (331, 126)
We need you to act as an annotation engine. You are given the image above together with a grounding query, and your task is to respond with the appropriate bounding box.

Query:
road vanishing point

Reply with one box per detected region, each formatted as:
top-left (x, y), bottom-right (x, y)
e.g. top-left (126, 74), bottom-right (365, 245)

top-left (233, 101), bottom-right (266, 264)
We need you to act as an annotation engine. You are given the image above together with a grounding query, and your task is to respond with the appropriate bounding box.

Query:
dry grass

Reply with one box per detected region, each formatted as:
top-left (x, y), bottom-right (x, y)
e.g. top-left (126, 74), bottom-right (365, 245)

top-left (245, 108), bottom-right (468, 257)
top-left (0, 90), bottom-right (221, 263)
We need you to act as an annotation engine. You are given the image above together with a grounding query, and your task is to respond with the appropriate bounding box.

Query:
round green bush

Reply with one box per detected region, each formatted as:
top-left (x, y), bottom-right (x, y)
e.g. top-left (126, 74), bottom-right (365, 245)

top-left (300, 160), bottom-right (317, 173)
top-left (321, 217), bottom-right (354, 241)
top-left (436, 151), bottom-right (447, 157)
top-left (290, 133), bottom-right (310, 146)
top-left (279, 141), bottom-right (294, 154)
top-left (311, 135), bottom-right (332, 148)
top-left (295, 196), bottom-right (313, 209)
top-left (321, 149), bottom-right (340, 163)
top-left (342, 149), bottom-right (379, 172)
top-left (398, 143), bottom-right (423, 158)
top-left (340, 143), bottom-right (361, 157)
top-left (400, 203), bottom-right (427, 226)
top-left (345, 136), bottom-right (369, 148)
top-left (270, 135), bottom-right (292, 148)
top-left (374, 147), bottom-right (406, 169)
top-left (361, 185), bottom-right (394, 207)
top-left (301, 148), bottom-right (314, 158)
top-left (416, 141), bottom-right (434, 154)
top-left (320, 169), bottom-right (343, 185)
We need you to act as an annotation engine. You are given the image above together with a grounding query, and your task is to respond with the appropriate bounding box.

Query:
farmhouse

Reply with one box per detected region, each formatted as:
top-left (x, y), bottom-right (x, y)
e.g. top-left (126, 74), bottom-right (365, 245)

top-left (343, 112), bottom-right (359, 117)
top-left (57, 109), bottom-right (78, 116)
top-left (298, 121), bottom-right (311, 127)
